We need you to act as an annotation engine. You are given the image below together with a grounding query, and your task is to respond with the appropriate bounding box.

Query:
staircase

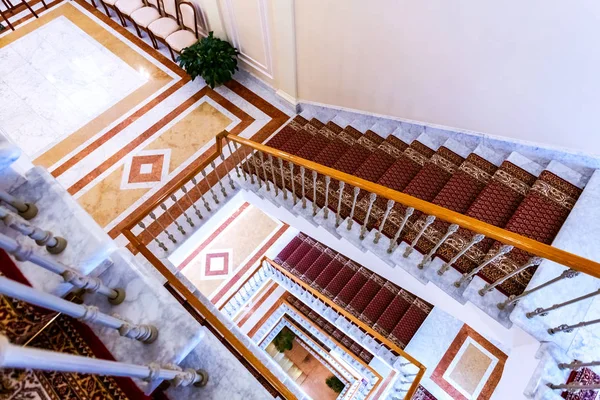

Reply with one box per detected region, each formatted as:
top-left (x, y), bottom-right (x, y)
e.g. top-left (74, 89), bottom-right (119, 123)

top-left (251, 114), bottom-right (584, 304)
top-left (275, 232), bottom-right (432, 350)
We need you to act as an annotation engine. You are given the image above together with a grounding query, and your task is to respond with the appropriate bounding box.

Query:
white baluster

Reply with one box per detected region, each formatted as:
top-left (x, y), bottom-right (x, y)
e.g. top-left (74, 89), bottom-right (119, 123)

top-left (479, 257), bottom-right (542, 296)
top-left (346, 187), bottom-right (361, 230)
top-left (454, 244), bottom-right (513, 287)
top-left (0, 207), bottom-right (67, 254)
top-left (418, 223), bottom-right (458, 269)
top-left (0, 190), bottom-right (38, 220)
top-left (225, 138), bottom-right (242, 178)
top-left (170, 194), bottom-right (194, 228)
top-left (201, 169), bottom-right (220, 204)
top-left (438, 233), bottom-right (485, 275)
top-left (0, 233), bottom-right (125, 304)
top-left (322, 176), bottom-right (331, 218)
top-left (268, 155), bottom-right (279, 196)
top-left (360, 193), bottom-right (377, 240)
top-left (300, 166), bottom-right (306, 208)
top-left (387, 207), bottom-right (414, 254)
top-left (210, 161), bottom-right (228, 197)
top-left (149, 212), bottom-right (177, 244)
top-left (0, 278), bottom-right (153, 341)
top-left (138, 222), bottom-right (168, 252)
top-left (260, 152), bottom-right (270, 192)
top-left (160, 204), bottom-right (185, 236)
top-left (312, 170), bottom-right (318, 215)
top-left (180, 185), bottom-right (203, 220)
top-left (278, 158), bottom-right (287, 200)
top-left (219, 152), bottom-right (235, 190)
top-left (374, 199), bottom-right (394, 244)
top-left (404, 215), bottom-right (435, 257)
top-left (0, 335), bottom-right (208, 387)
top-left (335, 181), bottom-right (345, 227)
top-left (190, 177), bottom-right (211, 212)
top-left (289, 162), bottom-right (297, 205)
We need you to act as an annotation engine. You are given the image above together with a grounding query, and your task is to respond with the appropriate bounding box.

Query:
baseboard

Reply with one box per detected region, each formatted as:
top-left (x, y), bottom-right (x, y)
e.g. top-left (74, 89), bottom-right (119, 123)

top-left (275, 89), bottom-right (298, 107)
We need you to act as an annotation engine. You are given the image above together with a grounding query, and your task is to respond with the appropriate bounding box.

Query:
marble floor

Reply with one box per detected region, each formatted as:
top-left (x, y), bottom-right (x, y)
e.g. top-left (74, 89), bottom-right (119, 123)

top-left (0, 0), bottom-right (293, 241)
top-left (171, 201), bottom-right (287, 301)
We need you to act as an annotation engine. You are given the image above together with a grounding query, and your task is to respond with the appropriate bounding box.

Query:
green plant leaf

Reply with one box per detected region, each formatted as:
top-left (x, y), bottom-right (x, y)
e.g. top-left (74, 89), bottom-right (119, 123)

top-left (178, 31), bottom-right (239, 88)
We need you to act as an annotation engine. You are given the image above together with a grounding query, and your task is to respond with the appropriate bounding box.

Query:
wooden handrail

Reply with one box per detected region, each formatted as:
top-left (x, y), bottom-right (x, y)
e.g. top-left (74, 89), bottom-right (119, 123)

top-left (228, 134), bottom-right (600, 279)
top-left (121, 229), bottom-right (297, 400)
top-left (263, 257), bottom-right (425, 400)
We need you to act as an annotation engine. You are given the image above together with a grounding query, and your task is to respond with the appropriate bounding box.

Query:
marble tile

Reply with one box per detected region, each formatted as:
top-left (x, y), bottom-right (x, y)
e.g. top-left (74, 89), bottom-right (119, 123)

top-left (5, 167), bottom-right (115, 296)
top-left (506, 152), bottom-right (545, 176)
top-left (389, 241), bottom-right (430, 284)
top-left (442, 138), bottom-right (472, 158)
top-left (415, 132), bottom-right (445, 151)
top-left (473, 144), bottom-right (505, 166)
top-left (422, 258), bottom-right (469, 304)
top-left (312, 207), bottom-right (342, 239)
top-left (545, 160), bottom-right (585, 189)
top-left (166, 326), bottom-right (274, 400)
top-left (463, 276), bottom-right (513, 328)
top-left (85, 249), bottom-right (204, 394)
top-left (405, 308), bottom-right (463, 375)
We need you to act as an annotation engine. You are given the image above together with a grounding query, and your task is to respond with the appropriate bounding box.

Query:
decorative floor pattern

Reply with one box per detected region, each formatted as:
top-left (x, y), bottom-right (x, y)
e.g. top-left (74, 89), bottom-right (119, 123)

top-left (430, 325), bottom-right (507, 400)
top-left (175, 202), bottom-right (284, 300)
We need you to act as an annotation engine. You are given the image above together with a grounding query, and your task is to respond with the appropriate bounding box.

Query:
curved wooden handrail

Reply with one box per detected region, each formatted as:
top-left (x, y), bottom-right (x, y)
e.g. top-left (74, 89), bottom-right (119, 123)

top-left (228, 134), bottom-right (600, 279)
top-left (121, 229), bottom-right (298, 400)
top-left (263, 257), bottom-right (425, 400)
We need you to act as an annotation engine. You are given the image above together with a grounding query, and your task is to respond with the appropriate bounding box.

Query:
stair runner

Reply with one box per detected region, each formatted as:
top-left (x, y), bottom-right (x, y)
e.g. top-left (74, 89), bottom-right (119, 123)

top-left (252, 116), bottom-right (583, 297)
top-left (563, 367), bottom-right (600, 400)
top-left (274, 233), bottom-right (433, 349)
top-left (287, 294), bottom-right (375, 364)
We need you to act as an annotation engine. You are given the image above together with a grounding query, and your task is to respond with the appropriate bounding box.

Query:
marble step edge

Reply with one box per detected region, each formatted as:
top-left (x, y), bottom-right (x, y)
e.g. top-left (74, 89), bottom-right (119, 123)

top-left (83, 248), bottom-right (205, 394)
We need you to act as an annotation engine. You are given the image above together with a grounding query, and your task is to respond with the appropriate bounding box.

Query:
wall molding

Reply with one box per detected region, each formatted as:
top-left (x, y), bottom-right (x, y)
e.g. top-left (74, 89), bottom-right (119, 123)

top-left (223, 0), bottom-right (274, 79)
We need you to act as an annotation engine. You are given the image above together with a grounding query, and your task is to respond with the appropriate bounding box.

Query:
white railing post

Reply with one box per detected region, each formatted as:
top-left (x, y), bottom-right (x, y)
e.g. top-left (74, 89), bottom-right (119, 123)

top-left (360, 193), bottom-right (377, 240)
top-left (404, 215), bottom-right (435, 258)
top-left (387, 207), bottom-right (414, 254)
top-left (454, 244), bottom-right (513, 288)
top-left (0, 190), bottom-right (38, 220)
top-left (346, 186), bottom-right (361, 230)
top-left (0, 233), bottom-right (125, 304)
top-left (418, 223), bottom-right (458, 269)
top-left (0, 335), bottom-right (208, 387)
top-left (0, 206), bottom-right (67, 254)
top-left (0, 278), bottom-right (156, 343)
top-left (437, 233), bottom-right (485, 275)
top-left (478, 257), bottom-right (542, 296)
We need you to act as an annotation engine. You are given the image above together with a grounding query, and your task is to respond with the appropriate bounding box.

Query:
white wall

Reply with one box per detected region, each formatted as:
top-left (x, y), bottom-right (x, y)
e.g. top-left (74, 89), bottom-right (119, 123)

top-left (294, 1), bottom-right (600, 155)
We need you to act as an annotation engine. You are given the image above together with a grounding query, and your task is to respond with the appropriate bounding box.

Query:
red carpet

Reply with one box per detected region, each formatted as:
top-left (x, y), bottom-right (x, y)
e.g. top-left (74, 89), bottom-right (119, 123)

top-left (275, 232), bottom-right (433, 349)
top-left (563, 368), bottom-right (600, 400)
top-left (259, 117), bottom-right (582, 297)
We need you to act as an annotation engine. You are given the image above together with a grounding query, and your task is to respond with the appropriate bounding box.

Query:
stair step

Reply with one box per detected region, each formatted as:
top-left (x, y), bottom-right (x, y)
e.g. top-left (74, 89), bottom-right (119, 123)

top-left (389, 301), bottom-right (431, 349)
top-left (373, 291), bottom-right (415, 337)
top-left (361, 283), bottom-right (398, 325)
top-left (323, 260), bottom-right (360, 298)
top-left (301, 249), bottom-right (335, 284)
top-left (313, 254), bottom-right (347, 292)
top-left (335, 267), bottom-right (371, 308)
top-left (348, 275), bottom-right (384, 316)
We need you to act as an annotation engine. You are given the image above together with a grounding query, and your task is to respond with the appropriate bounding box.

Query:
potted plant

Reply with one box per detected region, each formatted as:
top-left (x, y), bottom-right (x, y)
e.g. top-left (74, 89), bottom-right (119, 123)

top-left (326, 376), bottom-right (345, 393)
top-left (178, 31), bottom-right (239, 89)
top-left (273, 328), bottom-right (295, 353)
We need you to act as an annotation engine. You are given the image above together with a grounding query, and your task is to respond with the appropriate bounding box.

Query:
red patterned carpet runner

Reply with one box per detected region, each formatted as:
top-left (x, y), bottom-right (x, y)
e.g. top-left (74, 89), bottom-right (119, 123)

top-left (275, 232), bottom-right (433, 349)
top-left (563, 368), bottom-right (600, 400)
top-left (257, 117), bottom-right (583, 298)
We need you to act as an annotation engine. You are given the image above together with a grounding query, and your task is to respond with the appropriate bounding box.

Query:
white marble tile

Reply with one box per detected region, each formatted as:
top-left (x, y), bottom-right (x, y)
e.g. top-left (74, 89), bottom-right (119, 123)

top-left (405, 307), bottom-right (463, 374)
top-left (442, 138), bottom-right (472, 158)
top-left (85, 249), bottom-right (204, 394)
top-left (463, 276), bottom-right (513, 328)
top-left (545, 160), bottom-right (585, 189)
top-left (415, 132), bottom-right (444, 151)
top-left (506, 152), bottom-right (545, 176)
top-left (473, 144), bottom-right (505, 166)
top-left (5, 167), bottom-right (115, 296)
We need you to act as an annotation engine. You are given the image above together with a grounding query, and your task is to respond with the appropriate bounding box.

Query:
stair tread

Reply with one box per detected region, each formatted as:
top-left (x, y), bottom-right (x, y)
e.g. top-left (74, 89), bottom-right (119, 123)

top-left (373, 291), bottom-right (415, 336)
top-left (274, 234), bottom-right (305, 266)
top-left (335, 267), bottom-right (371, 308)
top-left (313, 255), bottom-right (347, 292)
top-left (361, 283), bottom-right (399, 325)
top-left (389, 301), bottom-right (431, 348)
top-left (348, 275), bottom-right (385, 316)
top-left (323, 260), bottom-right (360, 298)
top-left (283, 237), bottom-right (317, 270)
top-left (478, 168), bottom-right (584, 296)
top-left (292, 243), bottom-right (326, 276)
top-left (301, 250), bottom-right (335, 284)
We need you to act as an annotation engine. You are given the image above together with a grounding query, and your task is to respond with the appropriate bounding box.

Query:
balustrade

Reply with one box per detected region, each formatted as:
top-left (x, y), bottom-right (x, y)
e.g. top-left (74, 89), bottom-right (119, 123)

top-left (0, 335), bottom-right (208, 387)
top-left (0, 233), bottom-right (125, 304)
top-left (0, 206), bottom-right (67, 254)
top-left (0, 277), bottom-right (156, 343)
top-left (527, 288), bottom-right (600, 318)
top-left (0, 190), bottom-right (38, 220)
